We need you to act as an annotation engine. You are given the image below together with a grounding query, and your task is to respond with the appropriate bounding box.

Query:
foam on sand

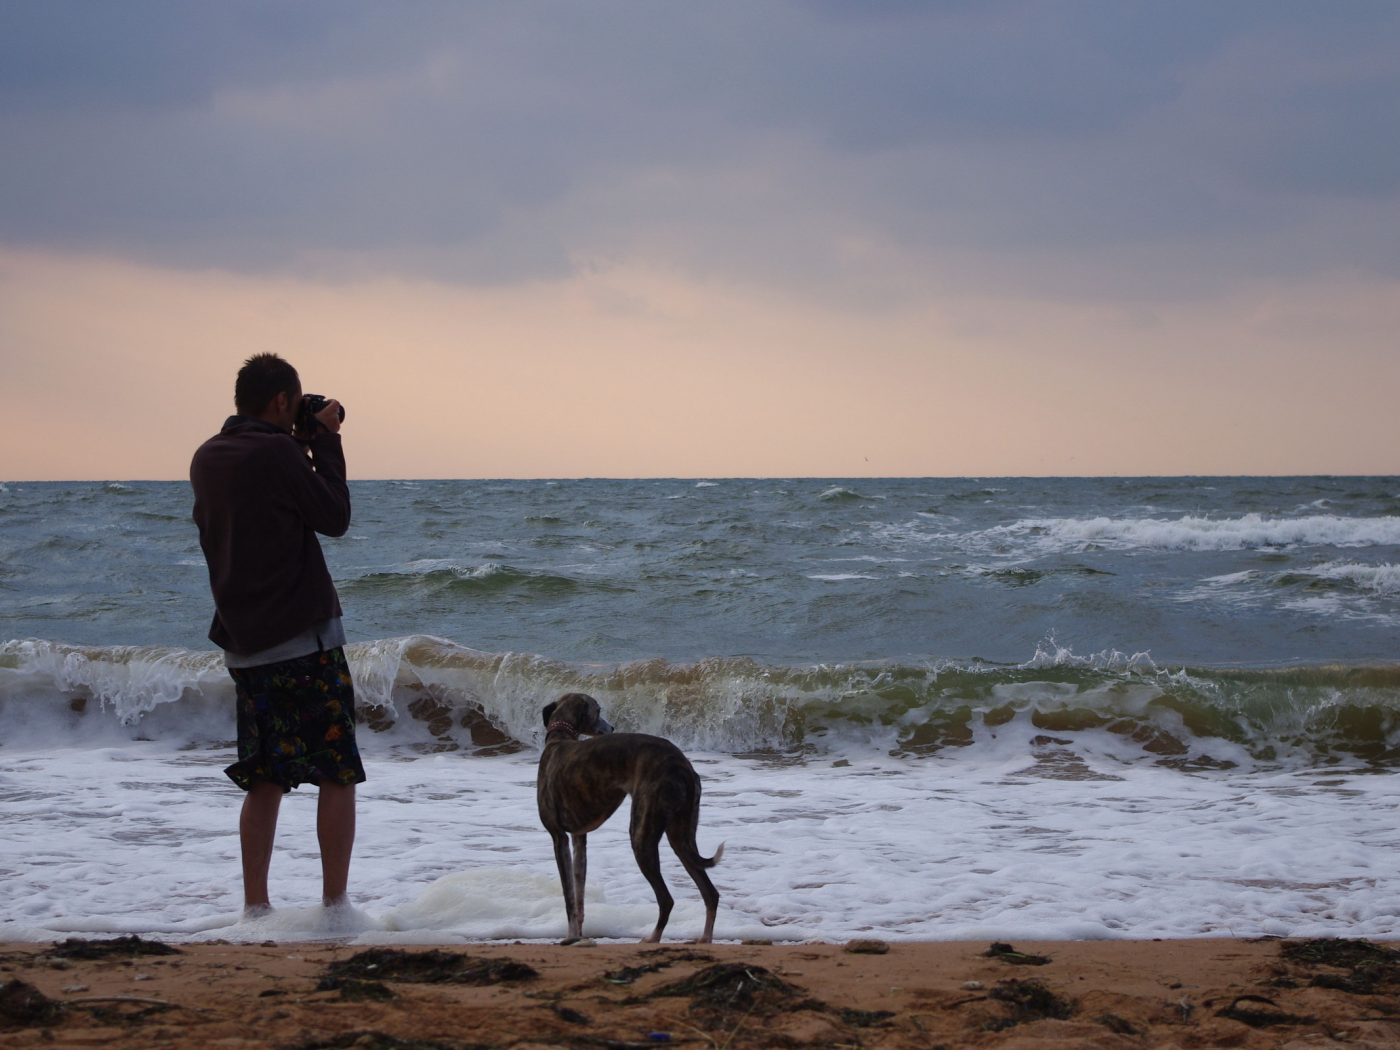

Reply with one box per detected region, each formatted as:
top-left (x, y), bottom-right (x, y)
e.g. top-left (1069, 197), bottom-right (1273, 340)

top-left (4, 737), bottom-right (1400, 944)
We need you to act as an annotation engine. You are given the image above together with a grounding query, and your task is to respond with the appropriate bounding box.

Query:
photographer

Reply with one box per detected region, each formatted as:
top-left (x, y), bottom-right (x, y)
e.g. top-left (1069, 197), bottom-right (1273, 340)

top-left (190, 352), bottom-right (363, 917)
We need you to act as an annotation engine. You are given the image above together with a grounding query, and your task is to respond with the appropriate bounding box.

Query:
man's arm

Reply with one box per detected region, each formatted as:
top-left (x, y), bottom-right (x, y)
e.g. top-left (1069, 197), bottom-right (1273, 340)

top-left (279, 429), bottom-right (352, 537)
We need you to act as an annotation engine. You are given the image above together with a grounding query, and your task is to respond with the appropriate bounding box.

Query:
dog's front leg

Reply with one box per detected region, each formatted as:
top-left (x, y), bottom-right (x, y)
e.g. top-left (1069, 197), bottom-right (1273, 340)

top-left (570, 833), bottom-right (588, 942)
top-left (551, 831), bottom-right (579, 944)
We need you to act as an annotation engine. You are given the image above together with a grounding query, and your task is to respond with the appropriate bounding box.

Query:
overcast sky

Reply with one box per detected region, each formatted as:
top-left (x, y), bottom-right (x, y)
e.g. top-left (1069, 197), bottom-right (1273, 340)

top-left (3, 1), bottom-right (1399, 478)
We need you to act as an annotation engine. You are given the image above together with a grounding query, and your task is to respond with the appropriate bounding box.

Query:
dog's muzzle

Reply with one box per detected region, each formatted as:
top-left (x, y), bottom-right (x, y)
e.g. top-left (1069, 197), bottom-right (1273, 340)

top-left (595, 717), bottom-right (615, 734)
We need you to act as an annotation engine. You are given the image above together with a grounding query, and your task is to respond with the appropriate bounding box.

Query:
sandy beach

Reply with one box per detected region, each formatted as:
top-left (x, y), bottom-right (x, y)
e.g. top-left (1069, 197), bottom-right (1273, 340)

top-left (4, 936), bottom-right (1400, 1049)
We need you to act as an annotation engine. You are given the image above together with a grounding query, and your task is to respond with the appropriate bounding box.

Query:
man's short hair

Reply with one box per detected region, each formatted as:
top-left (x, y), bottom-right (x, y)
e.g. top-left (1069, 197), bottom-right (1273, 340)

top-left (234, 354), bottom-right (300, 417)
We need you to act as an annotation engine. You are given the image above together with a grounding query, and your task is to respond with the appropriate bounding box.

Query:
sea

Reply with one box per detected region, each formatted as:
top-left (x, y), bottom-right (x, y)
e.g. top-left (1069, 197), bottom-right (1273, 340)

top-left (3, 475), bottom-right (1400, 944)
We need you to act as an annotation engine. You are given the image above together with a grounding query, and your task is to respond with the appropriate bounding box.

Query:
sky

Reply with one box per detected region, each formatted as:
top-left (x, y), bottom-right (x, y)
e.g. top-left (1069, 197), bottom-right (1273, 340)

top-left (2, 0), bottom-right (1399, 479)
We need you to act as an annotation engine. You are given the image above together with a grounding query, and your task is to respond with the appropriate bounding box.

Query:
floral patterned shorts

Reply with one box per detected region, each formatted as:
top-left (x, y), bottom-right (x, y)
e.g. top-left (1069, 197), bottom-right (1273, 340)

top-left (224, 646), bottom-right (366, 792)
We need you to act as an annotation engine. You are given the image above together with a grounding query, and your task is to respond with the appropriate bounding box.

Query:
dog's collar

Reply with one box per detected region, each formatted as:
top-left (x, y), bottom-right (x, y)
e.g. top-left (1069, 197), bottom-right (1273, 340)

top-left (546, 720), bottom-right (579, 740)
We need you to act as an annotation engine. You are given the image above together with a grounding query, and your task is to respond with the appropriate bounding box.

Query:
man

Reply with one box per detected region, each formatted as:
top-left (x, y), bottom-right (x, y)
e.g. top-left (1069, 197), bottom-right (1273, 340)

top-left (190, 352), bottom-right (362, 917)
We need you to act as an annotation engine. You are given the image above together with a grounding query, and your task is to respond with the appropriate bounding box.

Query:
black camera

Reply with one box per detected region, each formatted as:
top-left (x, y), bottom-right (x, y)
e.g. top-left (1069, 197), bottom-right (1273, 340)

top-left (296, 393), bottom-right (346, 435)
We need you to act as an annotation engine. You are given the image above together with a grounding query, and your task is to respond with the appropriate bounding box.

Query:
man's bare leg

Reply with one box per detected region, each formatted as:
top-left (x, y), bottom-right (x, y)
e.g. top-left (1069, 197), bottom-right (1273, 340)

top-left (240, 781), bottom-right (283, 911)
top-left (317, 781), bottom-right (356, 904)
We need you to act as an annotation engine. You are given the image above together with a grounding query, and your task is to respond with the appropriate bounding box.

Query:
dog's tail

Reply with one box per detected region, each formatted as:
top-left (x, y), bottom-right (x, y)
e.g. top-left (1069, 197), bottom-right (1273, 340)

top-left (702, 841), bottom-right (725, 868)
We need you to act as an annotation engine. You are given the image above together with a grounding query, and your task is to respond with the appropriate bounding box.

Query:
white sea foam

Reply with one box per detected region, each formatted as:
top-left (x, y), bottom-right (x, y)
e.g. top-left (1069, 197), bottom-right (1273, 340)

top-left (1187, 563), bottom-right (1400, 622)
top-left (3, 740), bottom-right (1399, 943)
top-left (995, 514), bottom-right (1400, 552)
top-left (807, 574), bottom-right (877, 581)
top-left (1201, 570), bottom-right (1259, 586)
top-left (1308, 561), bottom-right (1400, 594)
top-left (875, 513), bottom-right (1400, 557)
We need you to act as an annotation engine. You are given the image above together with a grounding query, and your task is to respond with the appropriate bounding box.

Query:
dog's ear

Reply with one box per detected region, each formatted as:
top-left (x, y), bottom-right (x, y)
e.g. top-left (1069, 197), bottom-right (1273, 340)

top-left (542, 701), bottom-right (558, 727)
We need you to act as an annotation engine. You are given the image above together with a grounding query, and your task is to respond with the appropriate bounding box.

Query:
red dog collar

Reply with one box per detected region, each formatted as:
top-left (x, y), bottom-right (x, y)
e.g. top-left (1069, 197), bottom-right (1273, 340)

top-left (546, 720), bottom-right (579, 739)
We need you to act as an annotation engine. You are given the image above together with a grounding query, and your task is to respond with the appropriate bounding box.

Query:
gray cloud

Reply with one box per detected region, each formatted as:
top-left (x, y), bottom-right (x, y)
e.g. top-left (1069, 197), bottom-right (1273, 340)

top-left (1, 0), bottom-right (1397, 298)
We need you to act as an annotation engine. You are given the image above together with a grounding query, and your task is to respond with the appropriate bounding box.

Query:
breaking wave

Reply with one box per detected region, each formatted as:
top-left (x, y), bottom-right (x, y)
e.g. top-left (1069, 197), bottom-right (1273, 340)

top-left (947, 514), bottom-right (1400, 555)
top-left (338, 560), bottom-right (621, 598)
top-left (5, 636), bottom-right (1400, 771)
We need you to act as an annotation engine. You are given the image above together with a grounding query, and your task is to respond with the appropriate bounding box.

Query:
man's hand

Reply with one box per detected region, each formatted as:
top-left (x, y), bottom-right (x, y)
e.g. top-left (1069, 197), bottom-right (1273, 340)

top-left (314, 399), bottom-right (343, 435)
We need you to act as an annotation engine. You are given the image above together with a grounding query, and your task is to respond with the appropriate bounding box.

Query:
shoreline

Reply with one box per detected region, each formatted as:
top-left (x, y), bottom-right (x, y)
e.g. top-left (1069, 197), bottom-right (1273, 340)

top-left (5, 937), bottom-right (1400, 1049)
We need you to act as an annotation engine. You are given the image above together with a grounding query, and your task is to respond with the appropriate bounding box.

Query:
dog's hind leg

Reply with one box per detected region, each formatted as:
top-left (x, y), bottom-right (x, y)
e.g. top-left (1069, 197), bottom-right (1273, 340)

top-left (570, 832), bottom-right (588, 941)
top-left (667, 816), bottom-right (721, 943)
top-left (630, 801), bottom-right (674, 943)
top-left (551, 830), bottom-right (582, 944)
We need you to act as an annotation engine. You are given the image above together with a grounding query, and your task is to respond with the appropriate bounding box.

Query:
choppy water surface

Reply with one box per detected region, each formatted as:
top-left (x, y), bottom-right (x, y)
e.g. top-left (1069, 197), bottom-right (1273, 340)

top-left (3, 476), bottom-right (1400, 942)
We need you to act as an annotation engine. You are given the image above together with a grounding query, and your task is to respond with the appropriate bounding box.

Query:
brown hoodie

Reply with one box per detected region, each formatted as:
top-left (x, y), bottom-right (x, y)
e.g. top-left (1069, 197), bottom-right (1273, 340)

top-left (190, 416), bottom-right (350, 655)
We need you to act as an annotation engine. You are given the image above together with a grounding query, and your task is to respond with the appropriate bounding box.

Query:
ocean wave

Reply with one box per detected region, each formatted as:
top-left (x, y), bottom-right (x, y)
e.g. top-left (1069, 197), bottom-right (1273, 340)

top-left (982, 513), bottom-right (1400, 553)
top-left (1199, 562), bottom-right (1400, 599)
top-left (818, 486), bottom-right (869, 502)
top-left (5, 636), bottom-right (1400, 771)
top-left (340, 560), bottom-right (613, 597)
top-left (1295, 562), bottom-right (1400, 594)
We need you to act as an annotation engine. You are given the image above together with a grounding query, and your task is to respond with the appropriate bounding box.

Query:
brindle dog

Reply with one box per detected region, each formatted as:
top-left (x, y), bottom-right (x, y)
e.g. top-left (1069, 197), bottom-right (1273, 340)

top-left (536, 692), bottom-right (723, 944)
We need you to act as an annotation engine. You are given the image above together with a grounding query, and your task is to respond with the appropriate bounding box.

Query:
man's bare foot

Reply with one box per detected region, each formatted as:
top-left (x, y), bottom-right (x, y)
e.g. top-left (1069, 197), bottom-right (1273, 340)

top-left (242, 903), bottom-right (273, 920)
top-left (322, 893), bottom-right (352, 910)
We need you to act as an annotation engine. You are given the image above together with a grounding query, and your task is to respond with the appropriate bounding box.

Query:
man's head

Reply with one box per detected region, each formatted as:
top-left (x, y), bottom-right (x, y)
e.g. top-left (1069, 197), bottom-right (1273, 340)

top-left (235, 353), bottom-right (301, 431)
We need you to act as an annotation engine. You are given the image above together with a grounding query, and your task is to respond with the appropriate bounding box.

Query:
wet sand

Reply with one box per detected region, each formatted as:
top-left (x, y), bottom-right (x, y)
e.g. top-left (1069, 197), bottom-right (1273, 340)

top-left (3, 937), bottom-right (1399, 1049)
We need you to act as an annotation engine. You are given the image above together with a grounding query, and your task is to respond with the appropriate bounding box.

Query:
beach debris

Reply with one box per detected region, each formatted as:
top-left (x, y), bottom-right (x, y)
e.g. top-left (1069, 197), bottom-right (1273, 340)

top-left (1214, 995), bottom-right (1315, 1028)
top-left (49, 935), bottom-right (183, 960)
top-left (983, 942), bottom-right (1051, 966)
top-left (647, 1032), bottom-right (671, 1041)
top-left (61, 984), bottom-right (89, 994)
top-left (1280, 937), bottom-right (1400, 995)
top-left (134, 972), bottom-right (155, 981)
top-left (741, 939), bottom-right (772, 946)
top-left (0, 979), bottom-right (65, 1026)
top-left (569, 939), bottom-right (598, 948)
top-left (321, 948), bottom-right (538, 986)
top-left (838, 1008), bottom-right (895, 1028)
top-left (316, 976), bottom-right (396, 1002)
top-left (843, 938), bottom-right (888, 955)
top-left (983, 978), bottom-right (1075, 1031)
top-left (961, 981), bottom-right (984, 991)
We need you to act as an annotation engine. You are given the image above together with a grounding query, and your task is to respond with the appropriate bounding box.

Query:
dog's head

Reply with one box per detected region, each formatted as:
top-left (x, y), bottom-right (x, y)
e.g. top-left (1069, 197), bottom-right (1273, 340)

top-left (542, 692), bottom-right (614, 737)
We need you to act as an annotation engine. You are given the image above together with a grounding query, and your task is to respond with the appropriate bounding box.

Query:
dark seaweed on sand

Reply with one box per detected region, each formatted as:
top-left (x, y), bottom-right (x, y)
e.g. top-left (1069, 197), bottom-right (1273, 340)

top-left (0, 979), bottom-right (65, 1027)
top-left (552, 1003), bottom-right (592, 1025)
top-left (316, 976), bottom-right (397, 1001)
top-left (1282, 938), bottom-right (1400, 969)
top-left (293, 1032), bottom-right (484, 1050)
top-left (1215, 995), bottom-right (1315, 1028)
top-left (1281, 938), bottom-right (1400, 995)
top-left (983, 942), bottom-right (1051, 966)
top-left (838, 1008), bottom-right (895, 1027)
top-left (1095, 1013), bottom-right (1138, 1035)
top-left (983, 978), bottom-right (1075, 1031)
top-left (323, 948), bottom-right (537, 986)
top-left (603, 950), bottom-right (714, 985)
top-left (50, 935), bottom-right (183, 960)
top-left (652, 963), bottom-right (798, 1012)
